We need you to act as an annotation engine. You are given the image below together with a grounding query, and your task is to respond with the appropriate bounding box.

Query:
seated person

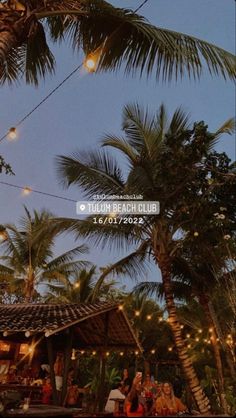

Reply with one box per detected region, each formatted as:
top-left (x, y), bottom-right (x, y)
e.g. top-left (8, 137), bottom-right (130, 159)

top-left (64, 380), bottom-right (79, 407)
top-left (42, 377), bottom-right (52, 404)
top-left (125, 373), bottom-right (146, 417)
top-left (105, 382), bottom-right (125, 413)
top-left (154, 382), bottom-right (187, 416)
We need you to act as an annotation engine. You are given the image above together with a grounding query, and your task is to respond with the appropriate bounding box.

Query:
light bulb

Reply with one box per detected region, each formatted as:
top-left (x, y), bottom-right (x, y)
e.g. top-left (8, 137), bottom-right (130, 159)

top-left (198, 329), bottom-right (203, 333)
top-left (8, 127), bottom-right (17, 140)
top-left (147, 315), bottom-right (152, 320)
top-left (22, 187), bottom-right (32, 196)
top-left (120, 352), bottom-right (124, 356)
top-left (135, 310), bottom-right (140, 317)
top-left (84, 56), bottom-right (96, 72)
top-left (151, 349), bottom-right (155, 354)
top-left (118, 305), bottom-right (123, 311)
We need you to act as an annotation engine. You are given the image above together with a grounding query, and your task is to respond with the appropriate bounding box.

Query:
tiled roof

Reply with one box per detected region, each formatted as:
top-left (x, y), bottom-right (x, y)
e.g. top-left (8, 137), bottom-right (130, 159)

top-left (0, 302), bottom-right (141, 350)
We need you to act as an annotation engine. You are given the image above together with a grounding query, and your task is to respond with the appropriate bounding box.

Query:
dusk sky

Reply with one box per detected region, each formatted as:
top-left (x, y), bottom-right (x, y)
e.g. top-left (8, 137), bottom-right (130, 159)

top-left (0, 0), bottom-right (235, 287)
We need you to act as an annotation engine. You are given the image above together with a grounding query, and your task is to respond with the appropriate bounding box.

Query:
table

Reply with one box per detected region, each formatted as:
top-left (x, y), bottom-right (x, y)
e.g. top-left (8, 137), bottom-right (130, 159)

top-left (0, 384), bottom-right (42, 403)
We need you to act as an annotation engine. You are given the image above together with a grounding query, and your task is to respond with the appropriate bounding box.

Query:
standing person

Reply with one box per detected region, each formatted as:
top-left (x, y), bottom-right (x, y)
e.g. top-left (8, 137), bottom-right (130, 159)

top-left (105, 382), bottom-right (126, 414)
top-left (64, 380), bottom-right (79, 407)
top-left (122, 368), bottom-right (132, 395)
top-left (42, 377), bottom-right (52, 404)
top-left (154, 382), bottom-right (187, 416)
top-left (124, 373), bottom-right (146, 417)
top-left (54, 353), bottom-right (64, 393)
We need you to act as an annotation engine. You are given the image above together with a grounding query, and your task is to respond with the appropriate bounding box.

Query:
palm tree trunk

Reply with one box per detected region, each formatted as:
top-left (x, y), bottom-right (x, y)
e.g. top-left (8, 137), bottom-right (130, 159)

top-left (156, 253), bottom-right (211, 415)
top-left (199, 294), bottom-right (230, 414)
top-left (208, 300), bottom-right (236, 382)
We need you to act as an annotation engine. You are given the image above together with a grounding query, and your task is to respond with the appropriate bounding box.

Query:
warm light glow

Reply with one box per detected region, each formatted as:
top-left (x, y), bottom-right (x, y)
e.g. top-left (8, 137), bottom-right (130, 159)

top-left (180, 325), bottom-right (184, 329)
top-left (3, 331), bottom-right (8, 337)
top-left (74, 282), bottom-right (80, 289)
top-left (25, 331), bottom-right (31, 338)
top-left (204, 339), bottom-right (207, 343)
top-left (193, 231), bottom-right (199, 237)
top-left (187, 344), bottom-right (191, 349)
top-left (151, 349), bottom-right (155, 354)
top-left (8, 127), bottom-right (17, 140)
top-left (0, 342), bottom-right (10, 352)
top-left (84, 56), bottom-right (96, 72)
top-left (198, 329), bottom-right (203, 333)
top-left (28, 346), bottom-right (34, 354)
top-left (186, 334), bottom-right (190, 339)
top-left (118, 305), bottom-right (123, 311)
top-left (168, 347), bottom-right (173, 352)
top-left (106, 351), bottom-right (110, 356)
top-left (120, 352), bottom-right (124, 356)
top-left (158, 317), bottom-right (163, 322)
top-left (19, 344), bottom-right (29, 355)
top-left (227, 334), bottom-right (232, 339)
top-left (135, 350), bottom-right (139, 355)
top-left (0, 231), bottom-right (7, 241)
top-left (80, 350), bottom-right (85, 355)
top-left (195, 337), bottom-right (200, 342)
top-left (209, 327), bottom-right (213, 333)
top-left (135, 310), bottom-right (140, 317)
top-left (92, 351), bottom-right (96, 355)
top-left (71, 349), bottom-right (76, 360)
top-left (146, 314), bottom-right (152, 320)
top-left (22, 187), bottom-right (32, 196)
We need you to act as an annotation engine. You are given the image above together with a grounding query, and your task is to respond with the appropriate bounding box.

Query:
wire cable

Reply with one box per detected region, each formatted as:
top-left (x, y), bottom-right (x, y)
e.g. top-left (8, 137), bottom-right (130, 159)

top-left (0, 0), bottom-right (149, 144)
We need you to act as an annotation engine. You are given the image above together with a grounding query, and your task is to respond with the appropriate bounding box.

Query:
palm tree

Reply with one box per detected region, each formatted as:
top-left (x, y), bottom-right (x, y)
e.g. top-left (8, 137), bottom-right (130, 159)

top-left (55, 103), bottom-right (235, 413)
top-left (45, 265), bottom-right (116, 303)
top-left (0, 0), bottom-right (235, 85)
top-left (0, 207), bottom-right (90, 302)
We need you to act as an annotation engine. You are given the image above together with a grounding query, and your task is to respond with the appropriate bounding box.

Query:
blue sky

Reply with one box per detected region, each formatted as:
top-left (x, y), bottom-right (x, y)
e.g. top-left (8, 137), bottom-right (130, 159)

top-left (0, 0), bottom-right (235, 286)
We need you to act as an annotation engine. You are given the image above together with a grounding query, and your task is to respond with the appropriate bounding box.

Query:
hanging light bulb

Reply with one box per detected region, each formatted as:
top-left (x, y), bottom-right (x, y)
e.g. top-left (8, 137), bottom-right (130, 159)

top-left (25, 331), bottom-right (31, 338)
top-left (118, 304), bottom-right (123, 311)
top-left (135, 310), bottom-right (140, 317)
top-left (106, 351), bottom-right (110, 357)
top-left (187, 344), bottom-right (191, 349)
top-left (151, 349), bottom-right (155, 354)
top-left (22, 187), bottom-right (32, 196)
top-left (8, 127), bottom-right (17, 140)
top-left (186, 334), bottom-right (190, 339)
top-left (158, 317), bottom-right (163, 322)
top-left (180, 325), bottom-right (184, 329)
top-left (92, 351), bottom-right (96, 356)
top-left (146, 314), bottom-right (152, 320)
top-left (74, 282), bottom-right (80, 289)
top-left (168, 347), bottom-right (173, 352)
top-left (198, 329), bottom-right (203, 333)
top-left (119, 352), bottom-right (124, 356)
top-left (195, 337), bottom-right (200, 342)
top-left (193, 231), bottom-right (199, 237)
top-left (135, 350), bottom-right (139, 356)
top-left (84, 55), bottom-right (96, 72)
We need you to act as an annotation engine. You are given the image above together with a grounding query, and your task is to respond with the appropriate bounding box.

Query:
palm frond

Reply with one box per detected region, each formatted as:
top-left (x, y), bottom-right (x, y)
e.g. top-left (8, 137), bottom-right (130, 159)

top-left (56, 149), bottom-right (124, 197)
top-left (46, 244), bottom-right (89, 268)
top-left (25, 21), bottom-right (55, 85)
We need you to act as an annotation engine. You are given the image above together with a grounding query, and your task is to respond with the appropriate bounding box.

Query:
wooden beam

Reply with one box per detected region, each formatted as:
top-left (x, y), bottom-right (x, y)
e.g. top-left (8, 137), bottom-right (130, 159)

top-left (61, 328), bottom-right (73, 405)
top-left (46, 337), bottom-right (58, 405)
top-left (98, 312), bottom-right (109, 412)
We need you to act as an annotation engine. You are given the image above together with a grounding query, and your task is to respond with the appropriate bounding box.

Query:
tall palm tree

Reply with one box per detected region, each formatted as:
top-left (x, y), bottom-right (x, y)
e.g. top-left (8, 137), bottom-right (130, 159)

top-left (0, 0), bottom-right (235, 85)
top-left (0, 207), bottom-right (90, 302)
top-left (55, 103), bottom-right (235, 413)
top-left (45, 265), bottom-right (116, 303)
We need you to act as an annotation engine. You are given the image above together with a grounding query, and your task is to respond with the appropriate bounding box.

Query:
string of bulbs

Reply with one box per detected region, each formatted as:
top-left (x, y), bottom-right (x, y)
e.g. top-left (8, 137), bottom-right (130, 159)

top-left (0, 0), bottom-right (149, 144)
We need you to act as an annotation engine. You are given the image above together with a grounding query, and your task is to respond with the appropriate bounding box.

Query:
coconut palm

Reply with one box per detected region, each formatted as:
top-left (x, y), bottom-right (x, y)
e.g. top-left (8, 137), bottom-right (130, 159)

top-left (45, 265), bottom-right (116, 303)
top-left (55, 103), bottom-right (235, 413)
top-left (0, 207), bottom-right (90, 302)
top-left (0, 0), bottom-right (235, 85)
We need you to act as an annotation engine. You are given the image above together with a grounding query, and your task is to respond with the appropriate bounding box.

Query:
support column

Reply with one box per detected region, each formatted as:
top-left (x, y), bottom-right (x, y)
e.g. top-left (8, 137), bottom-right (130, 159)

top-left (46, 337), bottom-right (58, 405)
top-left (61, 328), bottom-right (73, 405)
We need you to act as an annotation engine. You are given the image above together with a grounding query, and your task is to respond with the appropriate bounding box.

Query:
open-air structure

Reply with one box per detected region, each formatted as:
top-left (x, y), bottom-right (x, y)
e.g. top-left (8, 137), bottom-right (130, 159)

top-left (0, 302), bottom-right (141, 413)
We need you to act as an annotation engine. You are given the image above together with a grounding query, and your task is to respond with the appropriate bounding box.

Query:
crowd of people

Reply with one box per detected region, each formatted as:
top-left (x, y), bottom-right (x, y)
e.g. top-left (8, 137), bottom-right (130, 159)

top-left (105, 369), bottom-right (188, 416)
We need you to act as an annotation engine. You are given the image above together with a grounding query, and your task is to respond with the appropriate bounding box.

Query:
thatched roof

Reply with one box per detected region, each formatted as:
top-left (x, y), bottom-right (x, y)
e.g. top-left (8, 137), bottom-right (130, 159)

top-left (0, 302), bottom-right (141, 350)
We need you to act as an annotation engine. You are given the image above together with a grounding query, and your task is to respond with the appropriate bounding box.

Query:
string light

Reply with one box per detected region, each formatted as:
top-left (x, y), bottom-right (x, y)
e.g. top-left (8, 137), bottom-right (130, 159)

top-left (8, 127), bottom-right (17, 140)
top-left (195, 337), bottom-right (200, 342)
top-left (22, 186), bottom-right (32, 196)
top-left (168, 347), bottom-right (173, 352)
top-left (84, 56), bottom-right (97, 72)
top-left (92, 351), bottom-right (96, 356)
top-left (119, 352), bottom-right (124, 356)
top-left (25, 331), bottom-right (31, 338)
top-left (106, 351), bottom-right (110, 357)
top-left (198, 329), bottom-right (203, 333)
top-left (0, 181), bottom-right (77, 203)
top-left (151, 349), bottom-right (155, 354)
top-left (187, 344), bottom-right (191, 349)
top-left (135, 350), bottom-right (139, 356)
top-left (135, 310), bottom-right (140, 317)
top-left (193, 232), bottom-right (199, 237)
top-left (0, 0), bottom-right (149, 145)
top-left (74, 282), bottom-right (80, 289)
top-left (180, 325), bottom-right (184, 329)
top-left (146, 314), bottom-right (152, 320)
top-left (186, 334), bottom-right (190, 339)
top-left (158, 317), bottom-right (164, 322)
top-left (118, 305), bottom-right (124, 311)
top-left (209, 327), bottom-right (213, 333)
top-left (3, 331), bottom-right (8, 337)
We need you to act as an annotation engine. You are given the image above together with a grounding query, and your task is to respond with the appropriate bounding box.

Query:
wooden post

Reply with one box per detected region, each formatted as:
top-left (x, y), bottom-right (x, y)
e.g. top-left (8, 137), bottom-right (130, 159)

top-left (98, 312), bottom-right (109, 412)
top-left (46, 337), bottom-right (58, 405)
top-left (61, 328), bottom-right (73, 405)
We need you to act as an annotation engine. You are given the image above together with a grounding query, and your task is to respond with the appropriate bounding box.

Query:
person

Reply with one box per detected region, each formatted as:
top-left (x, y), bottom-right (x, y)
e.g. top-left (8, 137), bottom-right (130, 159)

top-left (142, 373), bottom-right (155, 394)
top-left (124, 373), bottom-right (146, 417)
top-left (154, 382), bottom-right (187, 416)
top-left (54, 352), bottom-right (64, 392)
top-left (64, 379), bottom-right (79, 407)
top-left (42, 377), bottom-right (52, 404)
top-left (122, 368), bottom-right (132, 395)
top-left (105, 382), bottom-right (126, 413)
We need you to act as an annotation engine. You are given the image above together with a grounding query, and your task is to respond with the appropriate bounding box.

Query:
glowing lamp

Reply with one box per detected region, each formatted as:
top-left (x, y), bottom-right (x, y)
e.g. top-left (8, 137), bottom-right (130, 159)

top-left (8, 127), bottom-right (17, 140)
